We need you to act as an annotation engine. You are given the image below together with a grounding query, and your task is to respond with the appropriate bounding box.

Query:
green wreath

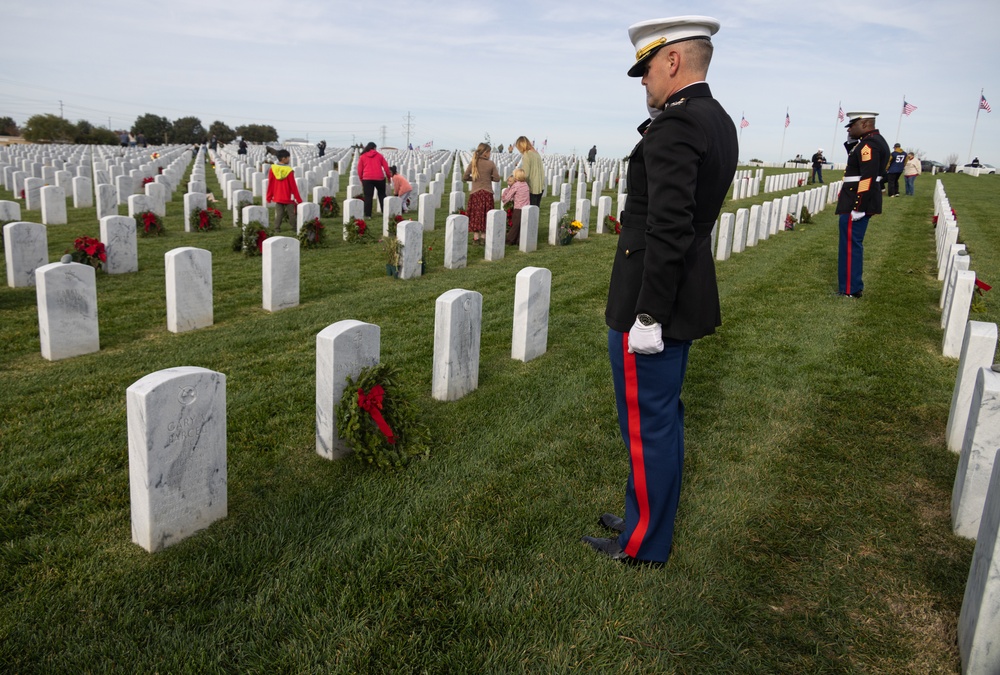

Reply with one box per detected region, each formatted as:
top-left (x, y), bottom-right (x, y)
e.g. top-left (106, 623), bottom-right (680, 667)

top-left (232, 224), bottom-right (272, 256)
top-left (336, 363), bottom-right (430, 468)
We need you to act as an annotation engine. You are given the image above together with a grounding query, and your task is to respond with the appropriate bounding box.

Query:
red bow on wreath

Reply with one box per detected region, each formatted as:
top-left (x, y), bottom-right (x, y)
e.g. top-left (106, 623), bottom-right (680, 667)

top-left (357, 385), bottom-right (396, 444)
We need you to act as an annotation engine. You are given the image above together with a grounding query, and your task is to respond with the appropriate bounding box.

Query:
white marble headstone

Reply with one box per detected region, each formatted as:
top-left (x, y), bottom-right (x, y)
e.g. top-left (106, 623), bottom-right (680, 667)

top-left (40, 185), bottom-right (67, 225)
top-left (484, 209), bottom-right (505, 261)
top-left (432, 288), bottom-right (482, 401)
top-left (24, 177), bottom-right (43, 211)
top-left (294, 201), bottom-right (319, 235)
top-left (715, 213), bottom-right (734, 261)
top-left (747, 204), bottom-right (761, 247)
top-left (262, 236), bottom-right (299, 311)
top-left (953, 367), bottom-right (1000, 538)
top-left (72, 176), bottom-right (94, 209)
top-left (397, 220), bottom-right (423, 280)
top-left (96, 183), bottom-right (118, 220)
top-left (127, 366), bottom-right (227, 552)
top-left (947, 322), bottom-right (999, 454)
top-left (0, 199), bottom-right (21, 223)
top-left (183, 192), bottom-right (207, 233)
top-left (731, 208), bottom-right (748, 254)
top-left (232, 190), bottom-right (253, 227)
top-left (418, 193), bottom-right (435, 232)
top-left (382, 196), bottom-right (401, 237)
top-left (116, 175), bottom-right (133, 205)
top-left (165, 247), bottom-right (213, 333)
top-left (315, 320), bottom-right (380, 460)
top-left (519, 205), bottom-right (539, 253)
top-left (444, 214), bottom-right (468, 269)
top-left (4, 221), bottom-right (48, 288)
top-left (100, 215), bottom-right (138, 274)
top-left (512, 266), bottom-right (551, 362)
top-left (596, 196), bottom-right (612, 234)
top-left (35, 260), bottom-right (100, 360)
top-left (574, 199), bottom-right (591, 240)
top-left (957, 449), bottom-right (1000, 674)
top-left (944, 270), bottom-right (977, 359)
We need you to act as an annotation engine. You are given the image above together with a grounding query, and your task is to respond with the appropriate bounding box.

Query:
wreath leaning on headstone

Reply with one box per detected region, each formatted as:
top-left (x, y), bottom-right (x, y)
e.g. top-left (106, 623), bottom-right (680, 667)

top-left (190, 207), bottom-right (223, 232)
top-left (345, 217), bottom-right (374, 244)
top-left (320, 195), bottom-right (340, 218)
top-left (336, 362), bottom-right (430, 469)
top-left (298, 217), bottom-right (325, 248)
top-left (232, 224), bottom-right (272, 256)
top-left (137, 211), bottom-right (165, 237)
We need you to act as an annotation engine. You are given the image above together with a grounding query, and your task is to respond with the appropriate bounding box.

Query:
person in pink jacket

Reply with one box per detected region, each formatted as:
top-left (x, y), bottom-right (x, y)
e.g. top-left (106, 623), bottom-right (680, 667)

top-left (501, 168), bottom-right (530, 245)
top-left (357, 142), bottom-right (391, 217)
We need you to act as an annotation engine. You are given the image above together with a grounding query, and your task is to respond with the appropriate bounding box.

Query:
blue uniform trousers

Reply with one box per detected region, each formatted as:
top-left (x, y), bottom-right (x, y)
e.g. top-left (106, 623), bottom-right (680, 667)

top-left (608, 329), bottom-right (690, 563)
top-left (838, 213), bottom-right (869, 295)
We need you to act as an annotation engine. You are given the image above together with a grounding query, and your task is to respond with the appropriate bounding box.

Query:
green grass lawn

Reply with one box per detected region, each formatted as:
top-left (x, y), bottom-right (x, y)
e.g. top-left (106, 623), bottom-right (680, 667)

top-left (1, 159), bottom-right (997, 672)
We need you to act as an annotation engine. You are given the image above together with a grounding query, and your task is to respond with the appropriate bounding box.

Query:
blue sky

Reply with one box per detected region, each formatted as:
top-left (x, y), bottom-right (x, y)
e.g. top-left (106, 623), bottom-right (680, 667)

top-left (3, 0), bottom-right (997, 165)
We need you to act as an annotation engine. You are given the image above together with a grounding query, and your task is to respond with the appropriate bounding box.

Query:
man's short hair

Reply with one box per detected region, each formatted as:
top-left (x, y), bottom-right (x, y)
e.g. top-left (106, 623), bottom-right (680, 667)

top-left (682, 38), bottom-right (714, 75)
top-left (275, 149), bottom-right (290, 160)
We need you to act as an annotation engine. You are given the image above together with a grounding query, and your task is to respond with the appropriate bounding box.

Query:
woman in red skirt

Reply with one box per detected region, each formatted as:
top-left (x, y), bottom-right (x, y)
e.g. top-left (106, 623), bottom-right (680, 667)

top-left (462, 143), bottom-right (500, 244)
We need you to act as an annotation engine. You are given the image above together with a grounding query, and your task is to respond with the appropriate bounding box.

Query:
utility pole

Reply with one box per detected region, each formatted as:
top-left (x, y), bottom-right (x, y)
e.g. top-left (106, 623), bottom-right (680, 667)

top-left (59, 100), bottom-right (64, 118)
top-left (380, 125), bottom-right (387, 148)
top-left (402, 111), bottom-right (415, 148)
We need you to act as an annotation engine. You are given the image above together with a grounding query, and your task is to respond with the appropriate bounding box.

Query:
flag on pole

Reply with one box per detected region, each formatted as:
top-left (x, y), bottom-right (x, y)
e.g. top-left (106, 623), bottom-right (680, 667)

top-left (739, 116), bottom-right (749, 129)
top-left (784, 112), bottom-right (790, 128)
top-left (902, 100), bottom-right (917, 115)
top-left (423, 140), bottom-right (433, 149)
top-left (980, 95), bottom-right (992, 113)
top-left (837, 105), bottom-right (845, 122)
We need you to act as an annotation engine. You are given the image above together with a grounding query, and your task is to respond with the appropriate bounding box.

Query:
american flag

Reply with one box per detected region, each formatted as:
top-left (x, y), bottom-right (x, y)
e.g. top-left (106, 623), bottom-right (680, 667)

top-left (902, 100), bottom-right (917, 115)
top-left (423, 140), bottom-right (433, 149)
top-left (784, 112), bottom-right (790, 128)
top-left (837, 106), bottom-right (845, 122)
top-left (740, 116), bottom-right (749, 129)
top-left (981, 95), bottom-right (992, 113)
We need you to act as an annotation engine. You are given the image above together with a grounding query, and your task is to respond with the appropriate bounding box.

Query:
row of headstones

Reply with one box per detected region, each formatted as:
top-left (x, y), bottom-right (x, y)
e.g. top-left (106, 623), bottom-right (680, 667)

top-left (1, 145), bottom-right (195, 224)
top-left (761, 171), bottom-right (809, 194)
top-left (124, 266), bottom-right (552, 552)
top-left (713, 182), bottom-right (840, 261)
top-left (935, 181), bottom-right (980, 361)
top-left (6, 225), bottom-right (296, 359)
top-left (730, 168), bottom-right (764, 200)
top-left (933, 179), bottom-right (1000, 674)
top-left (4, 194), bottom-right (556, 358)
top-left (213, 148), bottom-right (343, 203)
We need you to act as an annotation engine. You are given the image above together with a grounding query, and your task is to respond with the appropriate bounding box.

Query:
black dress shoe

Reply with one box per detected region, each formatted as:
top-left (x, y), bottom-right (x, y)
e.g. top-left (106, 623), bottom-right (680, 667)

top-left (599, 513), bottom-right (626, 533)
top-left (580, 536), bottom-right (665, 568)
top-left (581, 536), bottom-right (628, 560)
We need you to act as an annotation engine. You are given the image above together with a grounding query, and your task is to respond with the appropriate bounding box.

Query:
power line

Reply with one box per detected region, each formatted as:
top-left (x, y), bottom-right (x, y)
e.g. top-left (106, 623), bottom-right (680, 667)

top-left (402, 111), bottom-right (415, 148)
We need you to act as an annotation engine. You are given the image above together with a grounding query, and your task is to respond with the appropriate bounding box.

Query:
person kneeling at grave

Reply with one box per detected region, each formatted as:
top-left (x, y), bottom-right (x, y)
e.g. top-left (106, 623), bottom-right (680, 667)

top-left (266, 150), bottom-right (303, 232)
top-left (501, 168), bottom-right (530, 245)
top-left (389, 166), bottom-right (412, 214)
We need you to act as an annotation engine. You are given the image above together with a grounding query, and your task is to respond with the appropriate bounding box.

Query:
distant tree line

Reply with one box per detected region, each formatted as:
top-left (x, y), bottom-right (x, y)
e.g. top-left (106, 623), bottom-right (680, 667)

top-left (2, 112), bottom-right (278, 145)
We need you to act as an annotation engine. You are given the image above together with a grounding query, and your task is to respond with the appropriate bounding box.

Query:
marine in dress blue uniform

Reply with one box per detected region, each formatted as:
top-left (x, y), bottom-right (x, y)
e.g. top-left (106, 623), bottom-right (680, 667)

top-left (581, 16), bottom-right (738, 565)
top-left (835, 112), bottom-right (890, 298)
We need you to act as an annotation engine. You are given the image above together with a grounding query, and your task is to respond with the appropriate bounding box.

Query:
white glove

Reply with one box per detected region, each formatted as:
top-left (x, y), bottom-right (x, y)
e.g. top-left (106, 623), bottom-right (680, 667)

top-left (628, 316), bottom-right (664, 354)
top-left (850, 210), bottom-right (866, 220)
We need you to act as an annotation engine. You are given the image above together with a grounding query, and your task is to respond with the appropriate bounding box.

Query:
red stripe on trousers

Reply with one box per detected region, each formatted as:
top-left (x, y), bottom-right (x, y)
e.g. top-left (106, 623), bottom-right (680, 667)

top-left (622, 333), bottom-right (650, 557)
top-left (845, 215), bottom-right (853, 295)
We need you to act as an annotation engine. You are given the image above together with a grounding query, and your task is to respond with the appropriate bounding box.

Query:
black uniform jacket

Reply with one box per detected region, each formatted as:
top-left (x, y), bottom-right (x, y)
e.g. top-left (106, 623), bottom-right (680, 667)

top-left (835, 129), bottom-right (890, 215)
top-left (605, 82), bottom-right (738, 340)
